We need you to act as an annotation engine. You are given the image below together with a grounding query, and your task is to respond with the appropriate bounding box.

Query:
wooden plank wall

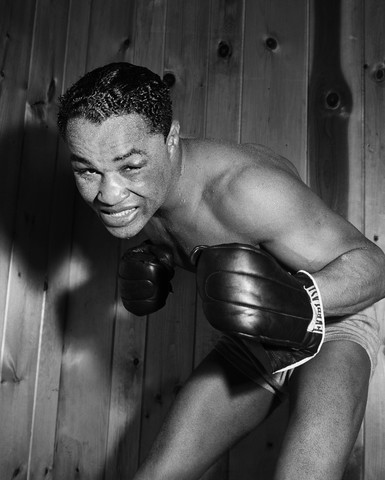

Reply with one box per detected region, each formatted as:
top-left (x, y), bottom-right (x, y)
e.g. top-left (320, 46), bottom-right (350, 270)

top-left (0, 1), bottom-right (384, 479)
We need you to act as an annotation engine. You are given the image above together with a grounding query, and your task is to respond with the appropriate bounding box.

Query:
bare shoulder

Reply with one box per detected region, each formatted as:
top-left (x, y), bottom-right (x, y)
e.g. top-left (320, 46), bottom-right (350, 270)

top-left (241, 142), bottom-right (301, 178)
top-left (186, 138), bottom-right (301, 187)
top-left (189, 139), bottom-right (305, 210)
top-left (219, 155), bottom-right (310, 237)
top-left (186, 138), bottom-right (313, 242)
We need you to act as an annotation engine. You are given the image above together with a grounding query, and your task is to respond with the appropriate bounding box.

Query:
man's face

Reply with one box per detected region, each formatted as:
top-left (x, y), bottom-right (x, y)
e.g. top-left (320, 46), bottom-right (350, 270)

top-left (65, 113), bottom-right (175, 239)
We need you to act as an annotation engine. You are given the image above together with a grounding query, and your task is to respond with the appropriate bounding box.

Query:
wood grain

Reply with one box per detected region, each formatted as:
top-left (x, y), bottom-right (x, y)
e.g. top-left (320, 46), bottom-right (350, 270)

top-left (241, 0), bottom-right (309, 178)
top-left (53, 1), bottom-right (133, 478)
top-left (22, 1), bottom-right (73, 477)
top-left (363, 0), bottom-right (385, 478)
top-left (232, 1), bottom-right (308, 478)
top-left (197, 1), bottom-right (244, 478)
top-left (164, 0), bottom-right (210, 139)
top-left (307, 0), bottom-right (353, 217)
top-left (131, 0), bottom-right (196, 468)
top-left (0, 1), bottom-right (383, 479)
top-left (0, 0), bottom-right (69, 478)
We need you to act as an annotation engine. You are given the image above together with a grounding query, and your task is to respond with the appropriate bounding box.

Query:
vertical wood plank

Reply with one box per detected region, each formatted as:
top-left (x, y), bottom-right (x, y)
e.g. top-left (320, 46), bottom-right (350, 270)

top-left (337, 2), bottom-right (366, 478)
top-left (21, 0), bottom-right (72, 477)
top-left (0, 0), bottom-right (36, 307)
top-left (164, 0), bottom-right (210, 139)
top-left (363, 0), bottom-right (385, 478)
top-left (164, 0), bottom-right (211, 409)
top-left (52, 1), bottom-right (94, 476)
top-left (137, 1), bottom-right (210, 472)
top-left (54, 236), bottom-right (119, 480)
top-left (129, 0), bottom-right (168, 465)
top-left (60, 0), bottom-right (93, 90)
top-left (193, 1), bottom-right (245, 478)
top-left (53, 1), bottom-right (137, 478)
top-left (196, 0), bottom-right (245, 372)
top-left (0, 1), bottom-right (70, 478)
top-left (133, 0), bottom-right (167, 77)
top-left (85, 0), bottom-right (136, 72)
top-left (104, 255), bottom-right (148, 480)
top-left (231, 1), bottom-right (308, 478)
top-left (132, 1), bottom-right (198, 467)
top-left (365, 345), bottom-right (385, 480)
top-left (205, 0), bottom-right (244, 142)
top-left (0, 1), bottom-right (38, 476)
top-left (101, 36), bottom-right (150, 480)
top-left (241, 0), bottom-right (309, 178)
top-left (338, 0), bottom-right (365, 231)
top-left (309, 1), bottom-right (367, 478)
top-left (83, 3), bottom-right (154, 477)
top-left (307, 0), bottom-right (354, 219)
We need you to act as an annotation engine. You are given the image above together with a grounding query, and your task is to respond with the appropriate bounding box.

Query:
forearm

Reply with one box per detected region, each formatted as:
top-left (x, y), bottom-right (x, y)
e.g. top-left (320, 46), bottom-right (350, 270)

top-left (312, 245), bottom-right (385, 317)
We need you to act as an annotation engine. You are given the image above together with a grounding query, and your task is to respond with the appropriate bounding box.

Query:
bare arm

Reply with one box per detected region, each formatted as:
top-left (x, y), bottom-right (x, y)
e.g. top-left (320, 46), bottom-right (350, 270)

top-left (304, 243), bottom-right (385, 315)
top-left (221, 164), bottom-right (385, 317)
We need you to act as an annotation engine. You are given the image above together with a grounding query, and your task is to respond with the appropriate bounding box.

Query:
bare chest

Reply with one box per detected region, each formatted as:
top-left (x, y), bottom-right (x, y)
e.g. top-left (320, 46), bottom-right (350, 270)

top-left (144, 207), bottom-right (256, 271)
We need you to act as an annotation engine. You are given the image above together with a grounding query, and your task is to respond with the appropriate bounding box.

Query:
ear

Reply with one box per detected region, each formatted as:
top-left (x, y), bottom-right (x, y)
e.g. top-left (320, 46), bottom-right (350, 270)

top-left (166, 120), bottom-right (180, 154)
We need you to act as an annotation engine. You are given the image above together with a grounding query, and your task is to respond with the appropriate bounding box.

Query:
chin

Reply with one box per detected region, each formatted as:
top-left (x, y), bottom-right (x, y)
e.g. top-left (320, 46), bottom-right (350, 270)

top-left (104, 226), bottom-right (140, 239)
top-left (102, 220), bottom-right (148, 240)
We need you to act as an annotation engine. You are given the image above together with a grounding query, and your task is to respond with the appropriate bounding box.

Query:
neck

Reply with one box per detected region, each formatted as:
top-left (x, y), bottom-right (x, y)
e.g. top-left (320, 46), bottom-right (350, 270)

top-left (157, 138), bottom-right (188, 216)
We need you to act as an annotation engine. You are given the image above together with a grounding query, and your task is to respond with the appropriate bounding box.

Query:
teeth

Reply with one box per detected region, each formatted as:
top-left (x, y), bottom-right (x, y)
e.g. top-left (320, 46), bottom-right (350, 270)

top-left (107, 208), bottom-right (135, 217)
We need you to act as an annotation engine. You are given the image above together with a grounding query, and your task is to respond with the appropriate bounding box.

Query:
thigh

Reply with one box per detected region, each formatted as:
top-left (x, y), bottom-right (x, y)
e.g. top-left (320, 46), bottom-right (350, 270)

top-left (274, 340), bottom-right (371, 480)
top-left (135, 350), bottom-right (279, 480)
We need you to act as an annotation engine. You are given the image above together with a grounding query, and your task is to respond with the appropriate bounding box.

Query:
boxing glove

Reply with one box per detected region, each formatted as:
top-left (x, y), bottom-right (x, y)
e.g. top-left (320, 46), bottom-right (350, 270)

top-left (190, 243), bottom-right (325, 374)
top-left (119, 241), bottom-right (175, 316)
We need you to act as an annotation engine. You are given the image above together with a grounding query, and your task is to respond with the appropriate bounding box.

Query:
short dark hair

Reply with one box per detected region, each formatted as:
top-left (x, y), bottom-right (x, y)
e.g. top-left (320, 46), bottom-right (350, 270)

top-left (57, 62), bottom-right (172, 140)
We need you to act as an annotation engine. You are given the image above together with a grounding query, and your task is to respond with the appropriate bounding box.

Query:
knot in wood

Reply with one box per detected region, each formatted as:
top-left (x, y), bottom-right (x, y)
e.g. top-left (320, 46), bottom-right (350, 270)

top-left (373, 66), bottom-right (385, 83)
top-left (265, 37), bottom-right (278, 51)
top-left (163, 72), bottom-right (176, 88)
top-left (217, 41), bottom-right (232, 59)
top-left (325, 91), bottom-right (341, 110)
top-left (133, 357), bottom-right (140, 366)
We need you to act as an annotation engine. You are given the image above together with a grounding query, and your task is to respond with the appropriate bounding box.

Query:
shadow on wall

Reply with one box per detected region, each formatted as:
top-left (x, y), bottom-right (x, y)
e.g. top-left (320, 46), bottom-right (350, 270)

top-left (0, 121), bottom-right (120, 332)
top-left (0, 122), bottom-right (138, 478)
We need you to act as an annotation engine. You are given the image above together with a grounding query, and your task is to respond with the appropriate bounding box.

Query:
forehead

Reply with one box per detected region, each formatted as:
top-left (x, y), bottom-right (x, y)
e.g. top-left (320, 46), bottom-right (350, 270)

top-left (66, 113), bottom-right (152, 157)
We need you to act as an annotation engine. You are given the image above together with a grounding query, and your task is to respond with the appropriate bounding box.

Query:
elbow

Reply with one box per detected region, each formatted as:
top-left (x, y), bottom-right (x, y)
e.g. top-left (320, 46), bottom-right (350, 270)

top-left (367, 243), bottom-right (385, 301)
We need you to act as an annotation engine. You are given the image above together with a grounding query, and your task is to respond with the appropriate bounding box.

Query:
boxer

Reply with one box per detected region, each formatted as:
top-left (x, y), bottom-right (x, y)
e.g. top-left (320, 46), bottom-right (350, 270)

top-left (58, 62), bottom-right (385, 480)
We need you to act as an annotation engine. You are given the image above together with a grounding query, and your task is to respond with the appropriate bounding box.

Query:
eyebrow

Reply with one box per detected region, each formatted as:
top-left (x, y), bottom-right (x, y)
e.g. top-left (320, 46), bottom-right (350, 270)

top-left (113, 148), bottom-right (145, 162)
top-left (70, 148), bottom-right (145, 165)
top-left (70, 154), bottom-right (92, 165)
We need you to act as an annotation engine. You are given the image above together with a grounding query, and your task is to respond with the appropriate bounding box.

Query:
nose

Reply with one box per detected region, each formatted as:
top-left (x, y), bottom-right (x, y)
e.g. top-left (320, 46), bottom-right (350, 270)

top-left (96, 173), bottom-right (130, 206)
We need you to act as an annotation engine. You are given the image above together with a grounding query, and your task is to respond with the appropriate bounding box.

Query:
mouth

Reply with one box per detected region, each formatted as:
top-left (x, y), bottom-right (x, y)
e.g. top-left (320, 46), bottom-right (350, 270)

top-left (98, 206), bottom-right (139, 226)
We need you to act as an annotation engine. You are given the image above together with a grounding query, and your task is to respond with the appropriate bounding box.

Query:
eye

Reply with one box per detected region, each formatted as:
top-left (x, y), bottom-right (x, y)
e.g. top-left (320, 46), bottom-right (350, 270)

top-left (121, 164), bottom-right (142, 174)
top-left (73, 168), bottom-right (99, 178)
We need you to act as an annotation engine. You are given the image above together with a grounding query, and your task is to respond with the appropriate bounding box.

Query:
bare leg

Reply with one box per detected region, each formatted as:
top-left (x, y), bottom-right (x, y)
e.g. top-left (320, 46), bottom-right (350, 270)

top-left (274, 340), bottom-right (370, 480)
top-left (134, 350), bottom-right (279, 480)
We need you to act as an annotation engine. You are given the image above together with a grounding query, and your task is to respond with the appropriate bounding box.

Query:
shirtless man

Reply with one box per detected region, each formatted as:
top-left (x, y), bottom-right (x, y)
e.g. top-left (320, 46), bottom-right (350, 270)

top-left (58, 62), bottom-right (385, 480)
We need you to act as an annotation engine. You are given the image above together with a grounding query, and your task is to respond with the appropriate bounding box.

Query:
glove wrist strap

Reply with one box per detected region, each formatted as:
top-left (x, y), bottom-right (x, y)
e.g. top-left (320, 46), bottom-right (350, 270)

top-left (296, 270), bottom-right (325, 336)
top-left (272, 270), bottom-right (325, 374)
